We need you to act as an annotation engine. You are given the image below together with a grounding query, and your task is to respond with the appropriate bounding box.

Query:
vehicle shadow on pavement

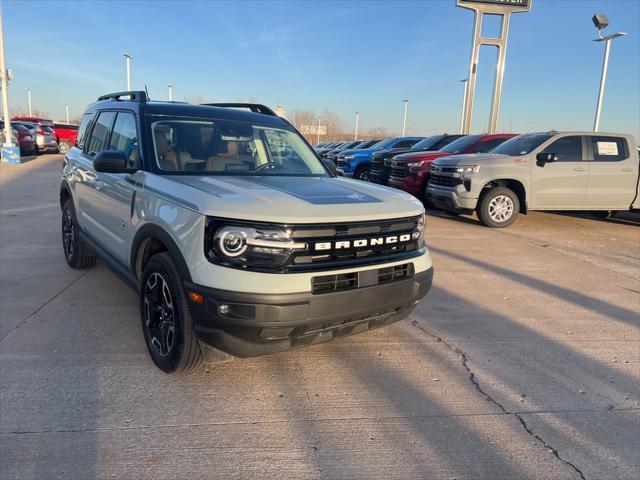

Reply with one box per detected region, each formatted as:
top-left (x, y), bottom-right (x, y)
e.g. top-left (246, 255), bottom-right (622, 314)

top-left (430, 246), bottom-right (640, 329)
top-left (550, 211), bottom-right (640, 228)
top-left (407, 282), bottom-right (640, 479)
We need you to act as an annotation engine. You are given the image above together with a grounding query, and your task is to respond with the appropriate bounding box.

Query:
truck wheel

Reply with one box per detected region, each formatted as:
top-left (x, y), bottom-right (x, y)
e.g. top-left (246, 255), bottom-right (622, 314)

top-left (354, 165), bottom-right (371, 181)
top-left (140, 252), bottom-right (202, 374)
top-left (61, 199), bottom-right (97, 269)
top-left (477, 187), bottom-right (519, 228)
top-left (58, 140), bottom-right (72, 154)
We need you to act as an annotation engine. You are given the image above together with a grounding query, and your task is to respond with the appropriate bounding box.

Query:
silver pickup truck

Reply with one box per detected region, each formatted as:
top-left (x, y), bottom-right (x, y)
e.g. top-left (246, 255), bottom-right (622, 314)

top-left (426, 131), bottom-right (640, 227)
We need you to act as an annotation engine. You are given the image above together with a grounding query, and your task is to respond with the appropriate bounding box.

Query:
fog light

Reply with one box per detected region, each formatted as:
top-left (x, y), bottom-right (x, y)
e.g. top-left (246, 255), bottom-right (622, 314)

top-left (218, 304), bottom-right (230, 315)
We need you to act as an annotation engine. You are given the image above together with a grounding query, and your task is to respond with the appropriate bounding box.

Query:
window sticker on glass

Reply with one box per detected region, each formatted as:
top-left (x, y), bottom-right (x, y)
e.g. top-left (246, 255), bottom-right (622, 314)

top-left (596, 142), bottom-right (619, 156)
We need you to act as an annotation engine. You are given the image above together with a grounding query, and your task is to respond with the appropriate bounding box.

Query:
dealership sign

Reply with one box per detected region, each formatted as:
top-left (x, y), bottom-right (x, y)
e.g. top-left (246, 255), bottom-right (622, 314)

top-left (299, 125), bottom-right (327, 135)
top-left (457, 0), bottom-right (530, 10)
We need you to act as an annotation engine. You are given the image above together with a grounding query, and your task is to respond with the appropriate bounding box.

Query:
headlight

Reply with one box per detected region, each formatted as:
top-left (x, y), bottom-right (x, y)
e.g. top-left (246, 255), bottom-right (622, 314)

top-left (455, 165), bottom-right (480, 174)
top-left (413, 214), bottom-right (425, 240)
top-left (407, 160), bottom-right (425, 173)
top-left (343, 154), bottom-right (355, 160)
top-left (209, 224), bottom-right (307, 270)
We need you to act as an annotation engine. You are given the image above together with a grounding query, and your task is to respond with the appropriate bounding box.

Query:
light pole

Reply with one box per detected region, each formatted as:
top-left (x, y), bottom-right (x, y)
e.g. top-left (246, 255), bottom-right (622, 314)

top-left (591, 13), bottom-right (626, 132)
top-left (354, 112), bottom-right (360, 141)
top-left (65, 104), bottom-right (69, 124)
top-left (122, 53), bottom-right (132, 90)
top-left (168, 83), bottom-right (173, 101)
top-left (26, 89), bottom-right (32, 116)
top-left (0, 5), bottom-right (12, 147)
top-left (459, 79), bottom-right (468, 135)
top-left (316, 116), bottom-right (321, 144)
top-left (401, 99), bottom-right (409, 136)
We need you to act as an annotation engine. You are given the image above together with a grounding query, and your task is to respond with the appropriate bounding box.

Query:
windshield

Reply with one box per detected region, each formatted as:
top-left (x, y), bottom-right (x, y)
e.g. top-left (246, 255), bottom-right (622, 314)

top-left (152, 117), bottom-right (327, 176)
top-left (410, 136), bottom-right (438, 150)
top-left (440, 135), bottom-right (482, 154)
top-left (370, 138), bottom-right (397, 150)
top-left (491, 133), bottom-right (552, 156)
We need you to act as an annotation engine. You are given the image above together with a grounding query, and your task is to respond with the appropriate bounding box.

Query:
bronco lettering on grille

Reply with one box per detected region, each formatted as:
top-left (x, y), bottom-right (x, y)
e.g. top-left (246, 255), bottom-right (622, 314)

top-left (314, 234), bottom-right (412, 251)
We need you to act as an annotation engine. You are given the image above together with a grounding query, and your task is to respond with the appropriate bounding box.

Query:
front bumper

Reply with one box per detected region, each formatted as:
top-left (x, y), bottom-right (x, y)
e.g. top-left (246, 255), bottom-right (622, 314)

top-left (336, 168), bottom-right (353, 178)
top-left (185, 267), bottom-right (433, 357)
top-left (426, 185), bottom-right (478, 212)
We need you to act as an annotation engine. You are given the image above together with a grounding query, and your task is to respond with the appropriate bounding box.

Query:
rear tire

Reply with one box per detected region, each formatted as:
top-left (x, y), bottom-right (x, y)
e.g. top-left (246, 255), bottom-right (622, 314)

top-left (140, 252), bottom-right (202, 374)
top-left (61, 199), bottom-right (97, 269)
top-left (477, 187), bottom-right (519, 228)
top-left (354, 165), bottom-right (371, 181)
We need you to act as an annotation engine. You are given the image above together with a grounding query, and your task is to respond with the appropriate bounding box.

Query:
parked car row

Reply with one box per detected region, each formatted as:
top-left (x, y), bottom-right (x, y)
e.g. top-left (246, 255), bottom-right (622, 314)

top-left (324, 130), bottom-right (640, 228)
top-left (8, 116), bottom-right (80, 155)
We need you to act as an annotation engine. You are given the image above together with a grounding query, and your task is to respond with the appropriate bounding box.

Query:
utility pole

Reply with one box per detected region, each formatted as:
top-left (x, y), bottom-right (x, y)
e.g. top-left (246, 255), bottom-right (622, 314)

top-left (122, 53), bottom-right (132, 90)
top-left (168, 83), bottom-right (173, 101)
top-left (65, 104), bottom-right (69, 124)
top-left (459, 79), bottom-right (468, 134)
top-left (26, 89), bottom-right (32, 116)
top-left (354, 112), bottom-right (360, 141)
top-left (402, 99), bottom-right (408, 136)
top-left (0, 5), bottom-right (12, 147)
top-left (316, 116), bottom-right (321, 145)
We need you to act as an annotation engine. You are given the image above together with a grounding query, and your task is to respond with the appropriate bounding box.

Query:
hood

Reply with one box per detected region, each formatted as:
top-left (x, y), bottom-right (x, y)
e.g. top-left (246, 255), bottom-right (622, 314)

top-left (432, 153), bottom-right (509, 167)
top-left (372, 147), bottom-right (414, 159)
top-left (142, 174), bottom-right (424, 223)
top-left (392, 150), bottom-right (451, 163)
top-left (338, 148), bottom-right (376, 157)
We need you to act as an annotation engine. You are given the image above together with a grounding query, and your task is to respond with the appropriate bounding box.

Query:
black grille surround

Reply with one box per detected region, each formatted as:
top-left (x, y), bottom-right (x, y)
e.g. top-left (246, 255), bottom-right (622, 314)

top-left (312, 263), bottom-right (414, 294)
top-left (206, 215), bottom-right (425, 273)
top-left (428, 174), bottom-right (462, 188)
top-left (389, 160), bottom-right (409, 182)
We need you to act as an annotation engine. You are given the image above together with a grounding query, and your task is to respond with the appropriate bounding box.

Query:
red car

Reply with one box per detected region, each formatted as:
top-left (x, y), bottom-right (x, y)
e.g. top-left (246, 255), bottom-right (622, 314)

top-left (52, 123), bottom-right (79, 153)
top-left (0, 121), bottom-right (36, 156)
top-left (388, 134), bottom-right (517, 199)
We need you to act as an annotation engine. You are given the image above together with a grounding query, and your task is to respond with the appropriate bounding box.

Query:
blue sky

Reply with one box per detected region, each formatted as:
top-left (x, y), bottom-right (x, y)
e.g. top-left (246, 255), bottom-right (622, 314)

top-left (3, 0), bottom-right (639, 140)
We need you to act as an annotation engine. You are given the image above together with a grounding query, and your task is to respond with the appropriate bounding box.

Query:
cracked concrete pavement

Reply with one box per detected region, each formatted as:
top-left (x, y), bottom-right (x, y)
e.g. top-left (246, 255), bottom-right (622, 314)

top-left (1, 155), bottom-right (639, 479)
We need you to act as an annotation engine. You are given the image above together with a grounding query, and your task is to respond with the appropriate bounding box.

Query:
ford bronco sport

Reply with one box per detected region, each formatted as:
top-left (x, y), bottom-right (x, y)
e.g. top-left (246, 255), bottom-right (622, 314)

top-left (60, 92), bottom-right (434, 373)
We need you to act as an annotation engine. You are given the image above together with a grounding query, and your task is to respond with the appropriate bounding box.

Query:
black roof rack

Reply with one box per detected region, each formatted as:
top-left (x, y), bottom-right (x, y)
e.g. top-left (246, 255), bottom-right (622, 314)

top-left (97, 91), bottom-right (148, 103)
top-left (201, 103), bottom-right (277, 116)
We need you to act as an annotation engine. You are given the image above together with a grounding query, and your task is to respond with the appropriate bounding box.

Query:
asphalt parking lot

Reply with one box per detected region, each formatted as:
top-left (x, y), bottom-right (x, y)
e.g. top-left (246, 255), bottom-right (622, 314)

top-left (1, 154), bottom-right (638, 480)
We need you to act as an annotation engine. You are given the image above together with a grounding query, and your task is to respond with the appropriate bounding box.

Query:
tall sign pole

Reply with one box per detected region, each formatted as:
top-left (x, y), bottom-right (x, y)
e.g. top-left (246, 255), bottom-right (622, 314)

top-left (456, 0), bottom-right (531, 134)
top-left (0, 5), bottom-right (12, 147)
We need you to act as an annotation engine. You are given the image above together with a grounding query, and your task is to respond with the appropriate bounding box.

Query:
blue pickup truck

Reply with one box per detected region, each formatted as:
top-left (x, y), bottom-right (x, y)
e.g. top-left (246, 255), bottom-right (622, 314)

top-left (335, 136), bottom-right (424, 180)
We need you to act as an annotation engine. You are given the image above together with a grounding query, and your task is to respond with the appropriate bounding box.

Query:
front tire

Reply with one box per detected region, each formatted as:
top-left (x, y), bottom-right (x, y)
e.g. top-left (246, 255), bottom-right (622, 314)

top-left (354, 165), bottom-right (371, 181)
top-left (477, 187), bottom-right (519, 228)
top-left (140, 252), bottom-right (202, 374)
top-left (61, 199), bottom-right (97, 269)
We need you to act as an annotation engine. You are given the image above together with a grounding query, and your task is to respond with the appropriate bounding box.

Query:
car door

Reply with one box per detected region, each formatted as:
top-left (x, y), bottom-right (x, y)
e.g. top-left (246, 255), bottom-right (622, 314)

top-left (75, 111), bottom-right (116, 234)
top-left (584, 135), bottom-right (637, 209)
top-left (85, 111), bottom-right (141, 265)
top-left (531, 135), bottom-right (588, 209)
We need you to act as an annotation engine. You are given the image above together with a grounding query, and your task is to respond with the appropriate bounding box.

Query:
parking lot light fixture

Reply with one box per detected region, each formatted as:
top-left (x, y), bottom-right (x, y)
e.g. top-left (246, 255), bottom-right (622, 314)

top-left (316, 116), bottom-right (321, 144)
top-left (168, 83), bottom-right (173, 101)
top-left (459, 79), bottom-right (468, 135)
top-left (402, 99), bottom-right (409, 136)
top-left (65, 104), bottom-right (69, 124)
top-left (592, 13), bottom-right (626, 132)
top-left (354, 112), bottom-right (359, 141)
top-left (26, 88), bottom-right (32, 116)
top-left (122, 53), bottom-right (132, 91)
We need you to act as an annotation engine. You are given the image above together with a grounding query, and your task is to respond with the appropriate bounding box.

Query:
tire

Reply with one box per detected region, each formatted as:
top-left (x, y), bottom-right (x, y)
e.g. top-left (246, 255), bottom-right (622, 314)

top-left (140, 252), bottom-right (202, 374)
top-left (34, 144), bottom-right (40, 155)
top-left (476, 187), bottom-right (520, 228)
top-left (61, 199), bottom-right (97, 269)
top-left (58, 141), bottom-right (72, 154)
top-left (354, 165), bottom-right (371, 181)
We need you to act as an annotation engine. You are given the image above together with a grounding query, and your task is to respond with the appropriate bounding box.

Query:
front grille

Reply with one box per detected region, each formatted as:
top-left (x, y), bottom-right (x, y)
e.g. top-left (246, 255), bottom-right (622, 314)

top-left (312, 263), bottom-right (414, 294)
top-left (429, 174), bottom-right (462, 188)
top-left (335, 157), bottom-right (347, 167)
top-left (389, 161), bottom-right (409, 181)
top-left (370, 155), bottom-right (392, 184)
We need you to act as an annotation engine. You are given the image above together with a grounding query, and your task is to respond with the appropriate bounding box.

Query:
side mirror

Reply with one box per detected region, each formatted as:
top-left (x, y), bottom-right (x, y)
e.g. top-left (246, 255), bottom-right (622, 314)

top-left (536, 152), bottom-right (558, 166)
top-left (93, 150), bottom-right (136, 174)
top-left (323, 158), bottom-right (337, 176)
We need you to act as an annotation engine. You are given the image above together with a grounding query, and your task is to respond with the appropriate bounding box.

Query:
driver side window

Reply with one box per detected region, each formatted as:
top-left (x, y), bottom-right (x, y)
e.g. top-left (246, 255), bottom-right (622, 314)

top-left (541, 136), bottom-right (583, 162)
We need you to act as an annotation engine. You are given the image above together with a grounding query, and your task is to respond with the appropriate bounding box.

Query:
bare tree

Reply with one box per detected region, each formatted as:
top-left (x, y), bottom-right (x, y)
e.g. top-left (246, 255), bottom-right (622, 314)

top-left (320, 109), bottom-right (343, 141)
top-left (184, 95), bottom-right (215, 105)
top-left (10, 105), bottom-right (49, 118)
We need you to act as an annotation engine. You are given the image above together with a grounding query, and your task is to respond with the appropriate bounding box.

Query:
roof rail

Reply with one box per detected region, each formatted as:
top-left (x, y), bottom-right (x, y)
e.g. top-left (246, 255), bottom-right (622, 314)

top-left (201, 103), bottom-right (277, 116)
top-left (97, 91), bottom-right (148, 103)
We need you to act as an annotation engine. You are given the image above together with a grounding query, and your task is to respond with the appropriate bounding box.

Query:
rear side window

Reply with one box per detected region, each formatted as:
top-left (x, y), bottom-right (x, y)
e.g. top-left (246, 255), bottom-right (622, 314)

top-left (591, 136), bottom-right (628, 161)
top-left (76, 114), bottom-right (94, 149)
top-left (395, 139), bottom-right (420, 148)
top-left (541, 136), bottom-right (583, 162)
top-left (109, 112), bottom-right (139, 167)
top-left (85, 112), bottom-right (116, 155)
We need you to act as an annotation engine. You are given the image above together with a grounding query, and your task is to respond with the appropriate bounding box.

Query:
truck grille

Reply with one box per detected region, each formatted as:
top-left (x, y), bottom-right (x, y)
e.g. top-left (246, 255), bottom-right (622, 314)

top-left (335, 156), bottom-right (347, 167)
top-left (370, 155), bottom-right (392, 184)
top-left (389, 161), bottom-right (409, 181)
top-left (312, 263), bottom-right (414, 294)
top-left (429, 174), bottom-right (462, 188)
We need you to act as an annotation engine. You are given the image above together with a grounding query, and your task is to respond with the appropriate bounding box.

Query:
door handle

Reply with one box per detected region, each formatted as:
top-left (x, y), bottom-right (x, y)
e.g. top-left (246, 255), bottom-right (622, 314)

top-left (622, 167), bottom-right (633, 172)
top-left (573, 167), bottom-right (586, 172)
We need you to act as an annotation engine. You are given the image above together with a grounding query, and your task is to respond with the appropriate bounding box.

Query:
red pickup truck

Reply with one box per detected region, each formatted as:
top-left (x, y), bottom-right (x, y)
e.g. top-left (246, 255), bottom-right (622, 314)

top-left (11, 116), bottom-right (79, 154)
top-left (388, 134), bottom-right (517, 199)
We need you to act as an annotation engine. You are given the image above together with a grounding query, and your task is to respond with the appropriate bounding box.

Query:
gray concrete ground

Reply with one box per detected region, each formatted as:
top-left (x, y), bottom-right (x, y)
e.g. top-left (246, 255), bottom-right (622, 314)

top-left (1, 154), bottom-right (638, 480)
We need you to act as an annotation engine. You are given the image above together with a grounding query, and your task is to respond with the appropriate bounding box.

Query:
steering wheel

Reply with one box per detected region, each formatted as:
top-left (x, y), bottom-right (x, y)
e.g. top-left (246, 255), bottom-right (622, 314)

top-left (255, 162), bottom-right (285, 173)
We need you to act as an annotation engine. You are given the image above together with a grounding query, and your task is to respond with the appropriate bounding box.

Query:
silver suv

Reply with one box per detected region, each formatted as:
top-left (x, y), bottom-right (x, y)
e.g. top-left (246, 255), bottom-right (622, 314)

top-left (60, 91), bottom-right (434, 373)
